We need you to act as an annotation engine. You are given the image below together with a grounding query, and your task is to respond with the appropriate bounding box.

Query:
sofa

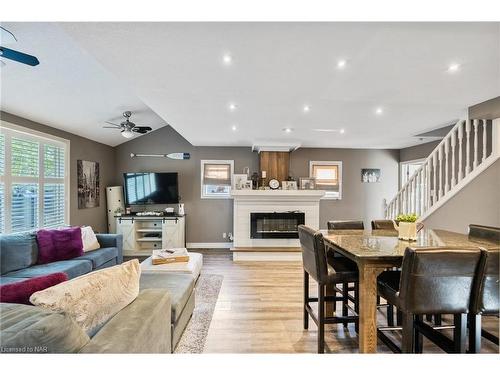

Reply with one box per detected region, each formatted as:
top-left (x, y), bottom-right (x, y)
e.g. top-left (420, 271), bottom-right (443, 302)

top-left (0, 232), bottom-right (196, 353)
top-left (0, 232), bottom-right (123, 286)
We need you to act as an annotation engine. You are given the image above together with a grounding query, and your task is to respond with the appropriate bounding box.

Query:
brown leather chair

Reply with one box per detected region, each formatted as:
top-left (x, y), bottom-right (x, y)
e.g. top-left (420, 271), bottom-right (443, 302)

top-left (377, 247), bottom-right (487, 353)
top-left (468, 224), bottom-right (500, 242)
top-left (468, 248), bottom-right (499, 353)
top-left (371, 219), bottom-right (398, 231)
top-left (298, 225), bottom-right (359, 353)
top-left (325, 220), bottom-right (364, 321)
top-left (327, 220), bottom-right (364, 230)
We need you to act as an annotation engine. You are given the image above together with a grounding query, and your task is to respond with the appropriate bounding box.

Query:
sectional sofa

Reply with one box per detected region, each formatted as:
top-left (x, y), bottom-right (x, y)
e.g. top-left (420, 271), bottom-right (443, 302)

top-left (0, 232), bottom-right (196, 353)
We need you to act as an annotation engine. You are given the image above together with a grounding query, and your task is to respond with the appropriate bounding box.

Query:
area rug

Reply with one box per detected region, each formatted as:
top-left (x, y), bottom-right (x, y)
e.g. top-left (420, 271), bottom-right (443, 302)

top-left (174, 273), bottom-right (223, 353)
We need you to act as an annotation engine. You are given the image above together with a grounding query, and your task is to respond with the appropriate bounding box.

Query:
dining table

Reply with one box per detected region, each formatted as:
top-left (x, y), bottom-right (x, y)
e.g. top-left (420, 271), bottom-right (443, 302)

top-left (320, 228), bottom-right (499, 353)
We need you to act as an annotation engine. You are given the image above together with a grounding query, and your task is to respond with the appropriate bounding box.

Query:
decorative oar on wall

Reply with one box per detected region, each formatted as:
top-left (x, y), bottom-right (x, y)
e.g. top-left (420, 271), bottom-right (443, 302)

top-left (130, 153), bottom-right (191, 160)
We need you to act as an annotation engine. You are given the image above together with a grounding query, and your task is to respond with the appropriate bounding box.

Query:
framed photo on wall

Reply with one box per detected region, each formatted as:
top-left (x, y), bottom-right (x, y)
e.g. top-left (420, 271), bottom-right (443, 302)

top-left (361, 168), bottom-right (381, 183)
top-left (77, 160), bottom-right (100, 208)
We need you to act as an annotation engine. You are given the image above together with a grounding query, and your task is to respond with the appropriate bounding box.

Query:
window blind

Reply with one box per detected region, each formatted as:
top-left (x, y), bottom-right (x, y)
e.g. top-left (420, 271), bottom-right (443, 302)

top-left (11, 183), bottom-right (39, 232)
top-left (0, 183), bottom-right (4, 233)
top-left (11, 137), bottom-right (39, 177)
top-left (0, 134), bottom-right (4, 176)
top-left (312, 164), bottom-right (339, 191)
top-left (203, 163), bottom-right (232, 186)
top-left (43, 184), bottom-right (65, 228)
top-left (44, 144), bottom-right (65, 178)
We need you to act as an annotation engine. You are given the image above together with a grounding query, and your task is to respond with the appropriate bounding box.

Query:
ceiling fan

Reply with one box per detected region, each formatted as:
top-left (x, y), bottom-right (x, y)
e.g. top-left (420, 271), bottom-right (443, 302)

top-left (103, 111), bottom-right (153, 139)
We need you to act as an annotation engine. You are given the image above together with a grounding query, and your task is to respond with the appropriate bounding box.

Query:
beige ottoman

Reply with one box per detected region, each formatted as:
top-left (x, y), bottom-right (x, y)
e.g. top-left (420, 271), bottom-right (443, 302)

top-left (140, 250), bottom-right (203, 279)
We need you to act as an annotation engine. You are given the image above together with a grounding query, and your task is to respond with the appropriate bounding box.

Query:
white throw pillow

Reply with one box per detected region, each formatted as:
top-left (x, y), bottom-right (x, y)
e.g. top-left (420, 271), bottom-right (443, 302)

top-left (30, 260), bottom-right (141, 336)
top-left (81, 226), bottom-right (100, 252)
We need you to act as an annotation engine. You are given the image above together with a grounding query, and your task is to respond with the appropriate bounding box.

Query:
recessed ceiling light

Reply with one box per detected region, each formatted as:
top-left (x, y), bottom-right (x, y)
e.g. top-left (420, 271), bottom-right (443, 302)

top-left (340, 128), bottom-right (345, 134)
top-left (375, 107), bottom-right (383, 115)
top-left (228, 102), bottom-right (237, 112)
top-left (231, 125), bottom-right (237, 131)
top-left (283, 127), bottom-right (293, 133)
top-left (303, 105), bottom-right (311, 113)
top-left (447, 63), bottom-right (460, 73)
top-left (337, 59), bottom-right (347, 69)
top-left (222, 52), bottom-right (232, 66)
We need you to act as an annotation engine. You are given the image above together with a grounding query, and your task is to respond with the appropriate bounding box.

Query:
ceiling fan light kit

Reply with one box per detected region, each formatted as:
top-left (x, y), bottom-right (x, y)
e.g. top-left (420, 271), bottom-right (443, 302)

top-left (103, 111), bottom-right (153, 138)
top-left (130, 152), bottom-right (191, 160)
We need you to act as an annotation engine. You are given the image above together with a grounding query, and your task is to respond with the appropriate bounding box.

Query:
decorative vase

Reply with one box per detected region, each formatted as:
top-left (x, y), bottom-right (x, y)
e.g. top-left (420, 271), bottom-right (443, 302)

top-left (395, 221), bottom-right (417, 241)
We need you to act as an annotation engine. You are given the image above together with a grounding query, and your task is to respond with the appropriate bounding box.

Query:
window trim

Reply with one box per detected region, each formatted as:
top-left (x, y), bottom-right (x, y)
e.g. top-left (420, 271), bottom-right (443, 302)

top-left (0, 121), bottom-right (70, 233)
top-left (200, 159), bottom-right (234, 199)
top-left (309, 160), bottom-right (343, 200)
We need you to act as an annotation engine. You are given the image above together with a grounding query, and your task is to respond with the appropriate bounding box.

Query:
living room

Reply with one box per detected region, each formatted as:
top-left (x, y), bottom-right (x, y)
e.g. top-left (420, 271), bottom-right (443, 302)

top-left (1, 1), bottom-right (499, 373)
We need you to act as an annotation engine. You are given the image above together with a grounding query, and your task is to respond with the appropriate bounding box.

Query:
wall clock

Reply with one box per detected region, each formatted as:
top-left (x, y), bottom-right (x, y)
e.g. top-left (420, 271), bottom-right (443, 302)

top-left (268, 179), bottom-right (280, 190)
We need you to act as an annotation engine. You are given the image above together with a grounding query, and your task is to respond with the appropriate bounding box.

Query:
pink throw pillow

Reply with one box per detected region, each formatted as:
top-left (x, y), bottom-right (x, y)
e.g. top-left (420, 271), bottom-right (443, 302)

top-left (37, 227), bottom-right (83, 264)
top-left (0, 273), bottom-right (68, 305)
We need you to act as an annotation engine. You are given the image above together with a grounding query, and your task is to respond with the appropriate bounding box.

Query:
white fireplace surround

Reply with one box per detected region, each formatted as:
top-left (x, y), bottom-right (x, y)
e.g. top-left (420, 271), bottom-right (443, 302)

top-left (231, 190), bottom-right (325, 248)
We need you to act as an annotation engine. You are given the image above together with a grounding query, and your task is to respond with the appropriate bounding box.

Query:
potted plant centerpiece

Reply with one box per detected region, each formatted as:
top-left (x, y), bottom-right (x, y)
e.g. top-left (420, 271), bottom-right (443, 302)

top-left (393, 213), bottom-right (420, 241)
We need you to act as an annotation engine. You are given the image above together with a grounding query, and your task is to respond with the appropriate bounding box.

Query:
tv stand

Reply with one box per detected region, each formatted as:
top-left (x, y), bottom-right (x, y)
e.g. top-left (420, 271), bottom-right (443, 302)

top-left (115, 214), bottom-right (186, 256)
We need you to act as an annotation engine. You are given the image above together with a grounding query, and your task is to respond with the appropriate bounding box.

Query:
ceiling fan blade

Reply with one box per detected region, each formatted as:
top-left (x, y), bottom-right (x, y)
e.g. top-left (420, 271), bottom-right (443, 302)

top-left (105, 121), bottom-right (121, 127)
top-left (0, 46), bottom-right (39, 66)
top-left (103, 126), bottom-right (121, 129)
top-left (132, 126), bottom-right (152, 133)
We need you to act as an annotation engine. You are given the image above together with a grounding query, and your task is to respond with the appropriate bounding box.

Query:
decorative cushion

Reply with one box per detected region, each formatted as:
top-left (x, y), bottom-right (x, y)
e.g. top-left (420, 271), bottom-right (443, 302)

top-left (30, 260), bottom-right (141, 336)
top-left (37, 227), bottom-right (83, 264)
top-left (0, 272), bottom-right (68, 305)
top-left (81, 226), bottom-right (100, 252)
top-left (0, 232), bottom-right (38, 274)
top-left (0, 303), bottom-right (90, 353)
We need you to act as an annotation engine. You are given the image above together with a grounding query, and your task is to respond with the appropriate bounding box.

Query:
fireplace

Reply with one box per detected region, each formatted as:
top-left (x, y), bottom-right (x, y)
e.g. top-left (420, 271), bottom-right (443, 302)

top-left (250, 212), bottom-right (305, 239)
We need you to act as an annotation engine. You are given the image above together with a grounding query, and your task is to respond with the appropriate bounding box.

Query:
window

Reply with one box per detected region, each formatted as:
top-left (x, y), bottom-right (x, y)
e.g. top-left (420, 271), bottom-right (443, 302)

top-left (309, 161), bottom-right (342, 199)
top-left (0, 122), bottom-right (69, 233)
top-left (201, 160), bottom-right (234, 199)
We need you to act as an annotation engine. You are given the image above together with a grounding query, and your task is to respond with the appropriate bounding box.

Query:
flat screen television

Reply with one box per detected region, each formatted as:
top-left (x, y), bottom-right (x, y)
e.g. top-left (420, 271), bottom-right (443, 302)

top-left (123, 172), bottom-right (179, 205)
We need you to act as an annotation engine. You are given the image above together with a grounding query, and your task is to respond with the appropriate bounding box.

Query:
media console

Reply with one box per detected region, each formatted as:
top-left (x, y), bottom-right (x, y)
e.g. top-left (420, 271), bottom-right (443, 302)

top-left (115, 214), bottom-right (186, 256)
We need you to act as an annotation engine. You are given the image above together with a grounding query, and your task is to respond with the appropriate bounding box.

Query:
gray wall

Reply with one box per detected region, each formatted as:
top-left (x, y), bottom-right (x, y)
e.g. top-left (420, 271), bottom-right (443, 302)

top-left (115, 125), bottom-right (400, 242)
top-left (469, 96), bottom-right (500, 119)
top-left (0, 111), bottom-right (116, 233)
top-left (399, 141), bottom-right (440, 162)
top-left (423, 159), bottom-right (500, 234)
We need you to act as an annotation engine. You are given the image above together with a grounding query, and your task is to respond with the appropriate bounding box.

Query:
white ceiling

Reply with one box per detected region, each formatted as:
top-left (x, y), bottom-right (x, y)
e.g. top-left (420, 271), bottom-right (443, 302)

top-left (2, 22), bottom-right (500, 148)
top-left (0, 22), bottom-right (168, 146)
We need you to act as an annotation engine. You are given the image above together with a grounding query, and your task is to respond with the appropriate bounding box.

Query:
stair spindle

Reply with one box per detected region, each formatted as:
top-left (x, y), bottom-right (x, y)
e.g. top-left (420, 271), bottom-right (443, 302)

top-left (482, 119), bottom-right (487, 162)
top-left (444, 137), bottom-right (450, 193)
top-left (465, 120), bottom-right (471, 175)
top-left (432, 152), bottom-right (437, 204)
top-left (438, 145), bottom-right (443, 199)
top-left (458, 121), bottom-right (464, 181)
top-left (450, 128), bottom-right (456, 187)
top-left (473, 119), bottom-right (479, 169)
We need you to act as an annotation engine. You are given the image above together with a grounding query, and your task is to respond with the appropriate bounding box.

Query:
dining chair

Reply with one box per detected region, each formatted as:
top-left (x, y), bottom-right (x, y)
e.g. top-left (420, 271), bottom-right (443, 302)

top-left (326, 220), bottom-right (364, 322)
top-left (298, 225), bottom-right (359, 353)
top-left (468, 224), bottom-right (500, 242)
top-left (327, 220), bottom-right (364, 230)
top-left (468, 248), bottom-right (499, 353)
top-left (376, 246), bottom-right (487, 353)
top-left (371, 219), bottom-right (398, 231)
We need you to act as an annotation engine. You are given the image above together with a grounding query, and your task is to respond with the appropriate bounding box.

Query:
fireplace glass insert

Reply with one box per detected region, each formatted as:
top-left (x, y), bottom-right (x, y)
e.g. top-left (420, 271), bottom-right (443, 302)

top-left (250, 212), bottom-right (305, 239)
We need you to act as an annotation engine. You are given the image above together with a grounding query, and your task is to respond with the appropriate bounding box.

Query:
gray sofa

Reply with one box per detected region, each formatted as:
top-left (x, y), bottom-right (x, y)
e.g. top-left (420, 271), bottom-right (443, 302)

top-left (0, 232), bottom-right (123, 285)
top-left (0, 232), bottom-right (196, 353)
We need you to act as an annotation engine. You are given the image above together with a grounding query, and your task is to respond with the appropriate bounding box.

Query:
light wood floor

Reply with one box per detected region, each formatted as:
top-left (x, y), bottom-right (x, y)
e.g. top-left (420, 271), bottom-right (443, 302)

top-left (198, 250), bottom-right (499, 354)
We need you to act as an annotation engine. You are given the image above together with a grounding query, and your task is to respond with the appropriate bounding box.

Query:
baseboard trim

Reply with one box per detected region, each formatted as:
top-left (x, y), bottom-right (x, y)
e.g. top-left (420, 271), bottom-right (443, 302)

top-left (186, 242), bottom-right (234, 249)
top-left (232, 251), bottom-right (302, 261)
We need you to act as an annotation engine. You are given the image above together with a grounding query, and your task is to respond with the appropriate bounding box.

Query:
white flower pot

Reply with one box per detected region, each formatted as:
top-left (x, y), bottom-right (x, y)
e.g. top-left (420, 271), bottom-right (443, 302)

top-left (398, 222), bottom-right (417, 241)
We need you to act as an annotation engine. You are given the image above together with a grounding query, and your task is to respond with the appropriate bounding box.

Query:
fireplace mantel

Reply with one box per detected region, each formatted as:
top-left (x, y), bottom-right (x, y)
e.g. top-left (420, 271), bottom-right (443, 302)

top-left (231, 189), bottom-right (325, 201)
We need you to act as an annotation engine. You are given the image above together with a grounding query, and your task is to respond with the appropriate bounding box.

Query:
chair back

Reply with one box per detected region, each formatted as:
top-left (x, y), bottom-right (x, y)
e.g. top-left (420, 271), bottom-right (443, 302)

top-left (371, 220), bottom-right (398, 230)
top-left (468, 224), bottom-right (500, 242)
top-left (327, 220), bottom-right (364, 230)
top-left (398, 247), bottom-right (487, 315)
top-left (470, 248), bottom-right (499, 315)
top-left (298, 225), bottom-right (329, 284)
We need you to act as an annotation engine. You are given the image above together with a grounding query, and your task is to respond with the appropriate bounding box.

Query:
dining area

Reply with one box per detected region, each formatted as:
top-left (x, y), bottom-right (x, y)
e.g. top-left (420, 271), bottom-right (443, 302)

top-left (298, 220), bottom-right (499, 354)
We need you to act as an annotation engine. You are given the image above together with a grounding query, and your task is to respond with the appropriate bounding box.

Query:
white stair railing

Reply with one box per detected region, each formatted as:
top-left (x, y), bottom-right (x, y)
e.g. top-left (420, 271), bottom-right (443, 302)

top-left (385, 118), bottom-right (500, 220)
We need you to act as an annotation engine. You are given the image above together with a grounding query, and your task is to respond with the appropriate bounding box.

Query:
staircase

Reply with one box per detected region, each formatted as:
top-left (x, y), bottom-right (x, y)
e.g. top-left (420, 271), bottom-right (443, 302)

top-left (385, 118), bottom-right (500, 220)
